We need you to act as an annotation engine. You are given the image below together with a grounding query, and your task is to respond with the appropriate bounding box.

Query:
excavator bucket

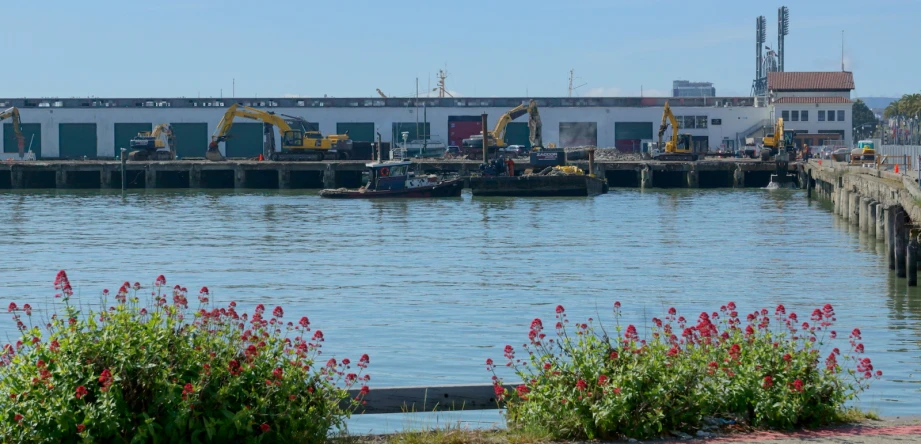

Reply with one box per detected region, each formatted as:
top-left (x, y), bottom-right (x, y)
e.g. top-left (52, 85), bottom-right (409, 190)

top-left (206, 142), bottom-right (226, 161)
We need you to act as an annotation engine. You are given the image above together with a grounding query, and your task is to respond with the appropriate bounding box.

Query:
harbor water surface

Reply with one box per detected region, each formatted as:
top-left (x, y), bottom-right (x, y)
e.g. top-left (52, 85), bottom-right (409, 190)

top-left (1, 188), bottom-right (919, 432)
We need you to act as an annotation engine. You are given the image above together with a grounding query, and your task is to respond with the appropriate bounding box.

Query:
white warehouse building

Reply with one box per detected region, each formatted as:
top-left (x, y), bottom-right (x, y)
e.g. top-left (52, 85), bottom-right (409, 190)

top-left (0, 72), bottom-right (854, 159)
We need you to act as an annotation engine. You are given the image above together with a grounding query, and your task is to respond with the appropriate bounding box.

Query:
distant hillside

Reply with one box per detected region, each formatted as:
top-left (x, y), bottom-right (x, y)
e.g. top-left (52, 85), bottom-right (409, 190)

top-left (858, 97), bottom-right (899, 109)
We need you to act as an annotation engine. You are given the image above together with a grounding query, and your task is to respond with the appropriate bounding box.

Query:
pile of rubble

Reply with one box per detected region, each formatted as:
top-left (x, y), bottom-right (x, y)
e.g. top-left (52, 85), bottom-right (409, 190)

top-left (563, 146), bottom-right (643, 161)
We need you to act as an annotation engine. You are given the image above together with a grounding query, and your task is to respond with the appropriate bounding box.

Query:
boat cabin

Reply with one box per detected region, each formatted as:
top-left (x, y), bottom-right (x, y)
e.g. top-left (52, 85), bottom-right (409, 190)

top-left (365, 161), bottom-right (412, 191)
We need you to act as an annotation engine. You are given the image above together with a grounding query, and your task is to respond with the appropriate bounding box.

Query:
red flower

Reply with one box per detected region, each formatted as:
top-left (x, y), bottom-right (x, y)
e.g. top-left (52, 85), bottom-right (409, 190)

top-left (854, 343), bottom-right (865, 353)
top-left (727, 301), bottom-right (736, 311)
top-left (576, 379), bottom-right (587, 391)
top-left (272, 367), bottom-right (283, 379)
top-left (516, 384), bottom-right (530, 397)
top-left (341, 358), bottom-right (351, 366)
top-left (77, 424), bottom-right (85, 433)
top-left (485, 358), bottom-right (494, 366)
top-left (876, 370), bottom-right (883, 377)
top-left (763, 375), bottom-right (773, 388)
top-left (200, 286), bottom-right (209, 295)
top-left (830, 330), bottom-right (837, 339)
top-left (598, 375), bottom-right (609, 386)
top-left (14, 413), bottom-right (22, 422)
top-left (625, 325), bottom-right (639, 341)
top-left (273, 306), bottom-right (284, 318)
top-left (326, 358), bottom-right (337, 368)
top-left (312, 330), bottom-right (324, 341)
top-left (360, 385), bottom-right (370, 396)
top-left (504, 345), bottom-right (515, 360)
top-left (543, 362), bottom-right (552, 370)
top-left (299, 316), bottom-right (310, 328)
top-left (359, 354), bottom-right (369, 364)
top-left (8, 302), bottom-right (17, 312)
top-left (614, 301), bottom-right (621, 309)
top-left (668, 307), bottom-right (677, 315)
top-left (75, 386), bottom-right (88, 399)
top-left (228, 359), bottom-right (241, 376)
top-left (255, 304), bottom-right (265, 314)
top-left (609, 351), bottom-right (618, 360)
top-left (99, 369), bottom-right (111, 384)
top-left (783, 353), bottom-right (792, 362)
top-left (612, 387), bottom-right (622, 395)
top-left (155, 275), bottom-right (166, 286)
top-left (260, 423), bottom-right (270, 433)
top-left (791, 379), bottom-right (804, 392)
top-left (555, 305), bottom-right (565, 314)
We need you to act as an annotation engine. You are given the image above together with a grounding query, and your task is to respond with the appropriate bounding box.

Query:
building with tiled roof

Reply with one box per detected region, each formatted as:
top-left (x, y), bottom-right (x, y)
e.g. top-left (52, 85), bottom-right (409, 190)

top-left (769, 72), bottom-right (856, 147)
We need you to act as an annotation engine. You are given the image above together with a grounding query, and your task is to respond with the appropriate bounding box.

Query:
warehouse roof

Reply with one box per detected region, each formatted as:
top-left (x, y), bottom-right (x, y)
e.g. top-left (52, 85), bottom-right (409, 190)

top-left (768, 72), bottom-right (855, 91)
top-left (774, 97), bottom-right (853, 104)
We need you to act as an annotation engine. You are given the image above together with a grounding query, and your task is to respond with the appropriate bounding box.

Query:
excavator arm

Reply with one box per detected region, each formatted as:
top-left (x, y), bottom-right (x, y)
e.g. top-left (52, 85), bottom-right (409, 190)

top-left (527, 100), bottom-right (542, 149)
top-left (657, 101), bottom-right (679, 151)
top-left (492, 104), bottom-right (528, 142)
top-left (0, 107), bottom-right (25, 151)
top-left (211, 104), bottom-right (292, 144)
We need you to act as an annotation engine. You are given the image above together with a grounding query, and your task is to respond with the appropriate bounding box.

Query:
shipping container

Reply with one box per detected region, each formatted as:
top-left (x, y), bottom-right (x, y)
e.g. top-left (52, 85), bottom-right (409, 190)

top-left (559, 122), bottom-right (598, 147)
top-left (59, 124), bottom-right (97, 159)
top-left (3, 123), bottom-right (41, 159)
top-left (170, 123), bottom-right (208, 159)
top-left (504, 122), bottom-right (531, 148)
top-left (447, 116), bottom-right (482, 147)
top-left (114, 123), bottom-right (152, 154)
top-left (337, 122), bottom-right (375, 142)
top-left (614, 122), bottom-right (653, 141)
top-left (224, 123), bottom-right (263, 158)
top-left (392, 122), bottom-right (430, 145)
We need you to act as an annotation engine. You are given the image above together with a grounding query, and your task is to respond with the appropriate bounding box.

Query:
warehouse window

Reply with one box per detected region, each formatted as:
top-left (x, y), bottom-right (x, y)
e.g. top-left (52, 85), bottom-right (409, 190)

top-left (827, 111), bottom-right (835, 121)
top-left (781, 110), bottom-right (789, 121)
top-left (791, 111), bottom-right (799, 121)
top-left (837, 110), bottom-right (845, 121)
top-left (695, 116), bottom-right (708, 128)
top-left (818, 110), bottom-right (825, 121)
top-left (801, 110), bottom-right (809, 122)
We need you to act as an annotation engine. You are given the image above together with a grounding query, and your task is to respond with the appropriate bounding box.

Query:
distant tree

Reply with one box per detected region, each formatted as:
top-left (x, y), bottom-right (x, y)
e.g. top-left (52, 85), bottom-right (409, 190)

top-left (852, 99), bottom-right (878, 139)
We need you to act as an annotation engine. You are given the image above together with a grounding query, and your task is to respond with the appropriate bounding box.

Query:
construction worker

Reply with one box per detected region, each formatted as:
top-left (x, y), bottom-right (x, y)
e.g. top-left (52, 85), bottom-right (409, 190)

top-left (506, 157), bottom-right (515, 177)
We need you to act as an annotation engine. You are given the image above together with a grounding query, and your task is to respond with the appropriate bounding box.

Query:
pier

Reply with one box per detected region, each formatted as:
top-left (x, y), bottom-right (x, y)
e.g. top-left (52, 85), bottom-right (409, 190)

top-left (0, 158), bottom-right (796, 190)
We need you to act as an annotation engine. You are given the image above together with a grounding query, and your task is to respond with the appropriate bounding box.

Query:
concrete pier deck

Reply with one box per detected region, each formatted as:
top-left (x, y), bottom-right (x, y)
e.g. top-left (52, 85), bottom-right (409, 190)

top-left (0, 158), bottom-right (796, 190)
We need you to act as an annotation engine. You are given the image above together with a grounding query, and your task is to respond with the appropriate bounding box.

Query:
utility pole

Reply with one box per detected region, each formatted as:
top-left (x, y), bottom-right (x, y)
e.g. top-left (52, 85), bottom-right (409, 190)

top-left (567, 69), bottom-right (586, 98)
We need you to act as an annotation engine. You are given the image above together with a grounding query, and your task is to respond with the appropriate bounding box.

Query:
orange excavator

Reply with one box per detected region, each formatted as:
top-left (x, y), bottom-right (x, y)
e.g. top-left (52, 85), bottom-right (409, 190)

top-left (0, 107), bottom-right (25, 157)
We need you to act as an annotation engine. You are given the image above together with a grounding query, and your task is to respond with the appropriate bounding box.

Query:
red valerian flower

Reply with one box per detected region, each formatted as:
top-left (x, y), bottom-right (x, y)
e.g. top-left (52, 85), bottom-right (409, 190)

top-left (485, 358), bottom-right (494, 366)
top-left (14, 413), bottom-right (23, 422)
top-left (299, 316), bottom-right (310, 328)
top-left (360, 385), bottom-right (370, 396)
top-left (272, 367), bottom-right (283, 379)
top-left (359, 354), bottom-right (370, 365)
top-left (260, 423), bottom-right (270, 433)
top-left (598, 375), bottom-right (609, 385)
top-left (763, 375), bottom-right (773, 388)
top-left (200, 286), bottom-right (209, 295)
top-left (791, 379), bottom-right (804, 392)
top-left (775, 304), bottom-right (786, 315)
top-left (75, 386), bottom-right (88, 399)
top-left (273, 306), bottom-right (284, 318)
top-left (77, 424), bottom-right (85, 433)
top-left (555, 305), bottom-right (565, 314)
top-left (668, 307), bottom-right (677, 315)
top-left (783, 353), bottom-right (792, 362)
top-left (830, 330), bottom-right (837, 339)
top-left (255, 304), bottom-right (265, 314)
top-left (504, 345), bottom-right (515, 360)
top-left (613, 301), bottom-right (621, 309)
top-left (312, 330), bottom-right (324, 341)
top-left (228, 359), bottom-right (241, 376)
top-left (610, 351), bottom-right (619, 360)
top-left (8, 302), bottom-right (17, 312)
top-left (543, 362), bottom-right (552, 370)
top-left (326, 358), bottom-right (337, 368)
top-left (516, 384), bottom-right (530, 397)
top-left (612, 387), bottom-right (622, 395)
top-left (155, 275), bottom-right (166, 286)
top-left (854, 343), bottom-right (865, 353)
top-left (576, 379), bottom-right (587, 391)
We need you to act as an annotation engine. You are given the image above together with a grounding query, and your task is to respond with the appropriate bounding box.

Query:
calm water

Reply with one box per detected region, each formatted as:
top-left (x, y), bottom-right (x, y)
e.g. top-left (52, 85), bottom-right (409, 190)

top-left (1, 188), bottom-right (919, 431)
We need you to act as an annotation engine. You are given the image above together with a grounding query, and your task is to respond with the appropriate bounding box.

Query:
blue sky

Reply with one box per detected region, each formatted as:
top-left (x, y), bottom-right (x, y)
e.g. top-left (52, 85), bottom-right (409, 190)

top-left (1, 0), bottom-right (917, 98)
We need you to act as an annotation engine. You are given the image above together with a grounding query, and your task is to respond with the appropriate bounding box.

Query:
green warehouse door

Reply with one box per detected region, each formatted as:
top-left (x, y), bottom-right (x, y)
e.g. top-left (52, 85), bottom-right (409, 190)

top-left (59, 124), bottom-right (97, 159)
top-left (614, 122), bottom-right (653, 140)
top-left (224, 123), bottom-right (263, 158)
top-left (3, 123), bottom-right (41, 159)
top-left (114, 123), bottom-right (152, 155)
top-left (504, 122), bottom-right (531, 148)
top-left (170, 123), bottom-right (208, 159)
top-left (337, 123), bottom-right (375, 142)
top-left (392, 122), bottom-right (430, 144)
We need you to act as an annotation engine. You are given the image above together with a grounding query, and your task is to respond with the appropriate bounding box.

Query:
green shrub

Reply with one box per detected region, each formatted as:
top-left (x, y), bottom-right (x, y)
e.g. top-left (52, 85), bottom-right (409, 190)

top-left (488, 302), bottom-right (878, 440)
top-left (0, 271), bottom-right (370, 442)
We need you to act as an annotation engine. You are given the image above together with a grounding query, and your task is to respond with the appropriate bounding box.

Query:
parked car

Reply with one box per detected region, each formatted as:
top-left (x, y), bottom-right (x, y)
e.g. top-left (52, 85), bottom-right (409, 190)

top-left (500, 145), bottom-right (528, 156)
top-left (446, 145), bottom-right (461, 156)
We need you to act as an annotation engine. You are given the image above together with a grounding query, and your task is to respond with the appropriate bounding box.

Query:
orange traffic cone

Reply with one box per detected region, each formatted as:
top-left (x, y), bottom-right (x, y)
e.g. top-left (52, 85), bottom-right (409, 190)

top-left (258, 154), bottom-right (264, 161)
top-left (895, 164), bottom-right (900, 174)
top-left (818, 159), bottom-right (822, 166)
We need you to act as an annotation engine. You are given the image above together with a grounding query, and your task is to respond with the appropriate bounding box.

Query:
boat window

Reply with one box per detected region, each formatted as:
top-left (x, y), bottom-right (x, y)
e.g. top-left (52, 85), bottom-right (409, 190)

top-left (387, 166), bottom-right (407, 176)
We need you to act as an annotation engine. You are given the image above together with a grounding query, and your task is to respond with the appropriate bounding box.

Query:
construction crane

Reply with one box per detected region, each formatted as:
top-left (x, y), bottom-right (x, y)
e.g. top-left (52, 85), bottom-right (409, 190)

top-left (461, 102), bottom-right (531, 158)
top-left (0, 107), bottom-right (25, 157)
top-left (128, 124), bottom-right (176, 160)
top-left (653, 101), bottom-right (698, 161)
top-left (207, 104), bottom-right (351, 161)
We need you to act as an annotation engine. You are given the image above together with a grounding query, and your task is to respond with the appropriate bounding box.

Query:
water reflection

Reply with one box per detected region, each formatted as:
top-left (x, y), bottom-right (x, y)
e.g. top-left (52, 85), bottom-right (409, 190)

top-left (0, 187), bottom-right (918, 419)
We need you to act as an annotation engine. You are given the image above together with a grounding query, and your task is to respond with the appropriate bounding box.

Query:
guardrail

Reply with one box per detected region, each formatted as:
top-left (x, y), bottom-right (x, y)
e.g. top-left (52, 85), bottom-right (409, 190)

top-left (346, 384), bottom-right (513, 414)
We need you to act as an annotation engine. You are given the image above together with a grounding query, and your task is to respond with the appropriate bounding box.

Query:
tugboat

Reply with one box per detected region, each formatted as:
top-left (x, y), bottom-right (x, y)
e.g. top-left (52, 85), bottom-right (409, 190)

top-left (319, 161), bottom-right (463, 199)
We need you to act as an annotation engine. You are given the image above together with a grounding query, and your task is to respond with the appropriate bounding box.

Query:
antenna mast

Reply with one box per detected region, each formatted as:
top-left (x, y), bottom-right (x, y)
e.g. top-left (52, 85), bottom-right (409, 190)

top-left (568, 69), bottom-right (587, 97)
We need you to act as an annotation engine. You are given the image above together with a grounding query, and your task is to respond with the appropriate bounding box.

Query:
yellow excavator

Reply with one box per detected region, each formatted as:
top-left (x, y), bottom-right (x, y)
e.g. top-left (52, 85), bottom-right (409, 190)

top-left (1, 107), bottom-right (25, 157)
top-left (461, 101), bottom-right (533, 159)
top-left (128, 124), bottom-right (176, 160)
top-left (761, 118), bottom-right (795, 161)
top-left (653, 101), bottom-right (697, 161)
top-left (207, 104), bottom-right (351, 161)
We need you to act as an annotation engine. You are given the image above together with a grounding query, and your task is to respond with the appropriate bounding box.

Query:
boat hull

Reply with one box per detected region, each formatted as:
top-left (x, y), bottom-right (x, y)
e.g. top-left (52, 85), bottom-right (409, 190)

top-left (469, 175), bottom-right (608, 197)
top-left (319, 179), bottom-right (464, 199)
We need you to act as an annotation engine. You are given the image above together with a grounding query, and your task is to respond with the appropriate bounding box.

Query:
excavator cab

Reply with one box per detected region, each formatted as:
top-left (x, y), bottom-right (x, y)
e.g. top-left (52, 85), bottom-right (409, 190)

top-left (675, 134), bottom-right (693, 152)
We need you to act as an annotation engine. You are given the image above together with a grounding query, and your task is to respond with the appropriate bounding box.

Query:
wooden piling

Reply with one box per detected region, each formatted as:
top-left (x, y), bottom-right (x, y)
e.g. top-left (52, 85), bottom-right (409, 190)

top-left (886, 206), bottom-right (895, 270)
top-left (908, 230), bottom-right (919, 286)
top-left (895, 209), bottom-right (907, 278)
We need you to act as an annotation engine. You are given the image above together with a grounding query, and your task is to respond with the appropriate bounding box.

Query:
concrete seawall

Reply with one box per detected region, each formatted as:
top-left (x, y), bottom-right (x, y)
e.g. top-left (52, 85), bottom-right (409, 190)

top-left (803, 160), bottom-right (921, 285)
top-left (0, 158), bottom-right (795, 190)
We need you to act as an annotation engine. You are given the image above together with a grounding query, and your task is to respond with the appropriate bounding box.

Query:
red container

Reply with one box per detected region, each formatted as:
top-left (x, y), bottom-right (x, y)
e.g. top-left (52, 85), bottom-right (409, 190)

top-left (448, 118), bottom-right (483, 147)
